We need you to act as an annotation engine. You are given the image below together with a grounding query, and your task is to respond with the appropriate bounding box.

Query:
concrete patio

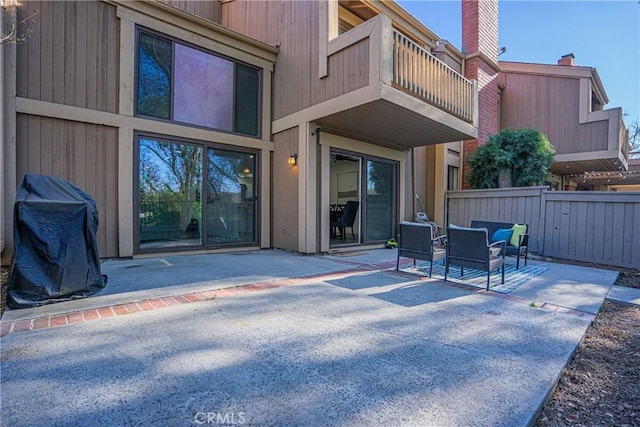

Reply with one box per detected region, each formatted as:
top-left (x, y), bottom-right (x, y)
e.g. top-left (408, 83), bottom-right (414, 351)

top-left (0, 249), bottom-right (622, 426)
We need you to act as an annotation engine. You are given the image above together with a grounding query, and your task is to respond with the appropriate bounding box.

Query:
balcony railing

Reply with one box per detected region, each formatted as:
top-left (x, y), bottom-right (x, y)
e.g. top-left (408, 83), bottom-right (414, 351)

top-left (392, 29), bottom-right (475, 123)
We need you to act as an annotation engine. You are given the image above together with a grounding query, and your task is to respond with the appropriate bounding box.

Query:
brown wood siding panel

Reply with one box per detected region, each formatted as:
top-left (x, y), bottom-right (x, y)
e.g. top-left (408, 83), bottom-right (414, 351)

top-left (223, 1), bottom-right (369, 120)
top-left (63, 1), bottom-right (77, 107)
top-left (26, 1), bottom-right (42, 100)
top-left (74, 1), bottom-right (88, 108)
top-left (52, 1), bottom-right (66, 105)
top-left (271, 128), bottom-right (299, 250)
top-left (17, 1), bottom-right (118, 113)
top-left (159, 0), bottom-right (221, 23)
top-left (15, 114), bottom-right (119, 257)
top-left (500, 73), bottom-right (609, 155)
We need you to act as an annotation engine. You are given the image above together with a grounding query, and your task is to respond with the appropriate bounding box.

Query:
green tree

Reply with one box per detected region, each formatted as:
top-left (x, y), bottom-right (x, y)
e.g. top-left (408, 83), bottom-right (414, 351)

top-left (468, 128), bottom-right (555, 189)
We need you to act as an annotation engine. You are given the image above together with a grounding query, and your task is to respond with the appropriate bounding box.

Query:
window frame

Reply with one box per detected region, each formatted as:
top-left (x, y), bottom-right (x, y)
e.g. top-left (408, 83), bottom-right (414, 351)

top-left (134, 131), bottom-right (261, 254)
top-left (134, 26), bottom-right (263, 138)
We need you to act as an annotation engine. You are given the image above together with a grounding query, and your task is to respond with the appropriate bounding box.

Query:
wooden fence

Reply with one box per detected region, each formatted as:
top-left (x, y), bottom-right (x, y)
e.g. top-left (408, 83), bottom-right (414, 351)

top-left (446, 187), bottom-right (640, 269)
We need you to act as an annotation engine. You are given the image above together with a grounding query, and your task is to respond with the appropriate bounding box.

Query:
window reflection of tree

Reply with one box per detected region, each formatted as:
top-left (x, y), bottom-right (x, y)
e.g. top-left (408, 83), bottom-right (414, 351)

top-left (207, 150), bottom-right (245, 202)
top-left (138, 33), bottom-right (172, 118)
top-left (140, 139), bottom-right (202, 229)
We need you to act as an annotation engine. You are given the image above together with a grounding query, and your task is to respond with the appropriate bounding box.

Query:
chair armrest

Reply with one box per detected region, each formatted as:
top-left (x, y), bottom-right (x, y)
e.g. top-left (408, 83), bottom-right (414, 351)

top-left (489, 240), bottom-right (507, 258)
top-left (489, 240), bottom-right (506, 248)
top-left (432, 234), bottom-right (447, 244)
top-left (519, 232), bottom-right (529, 247)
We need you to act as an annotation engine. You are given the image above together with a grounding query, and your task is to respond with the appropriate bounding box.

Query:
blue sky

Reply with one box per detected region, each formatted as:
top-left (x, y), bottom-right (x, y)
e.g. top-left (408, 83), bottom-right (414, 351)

top-left (397, 1), bottom-right (640, 128)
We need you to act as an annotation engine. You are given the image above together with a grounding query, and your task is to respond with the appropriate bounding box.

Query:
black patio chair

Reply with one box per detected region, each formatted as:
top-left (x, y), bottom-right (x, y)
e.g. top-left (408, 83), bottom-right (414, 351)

top-left (445, 225), bottom-right (506, 290)
top-left (396, 221), bottom-right (446, 278)
top-left (331, 200), bottom-right (359, 240)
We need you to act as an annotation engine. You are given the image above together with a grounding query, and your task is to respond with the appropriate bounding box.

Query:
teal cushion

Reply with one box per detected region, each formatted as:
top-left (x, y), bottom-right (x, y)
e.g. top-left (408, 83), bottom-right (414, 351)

top-left (491, 228), bottom-right (513, 244)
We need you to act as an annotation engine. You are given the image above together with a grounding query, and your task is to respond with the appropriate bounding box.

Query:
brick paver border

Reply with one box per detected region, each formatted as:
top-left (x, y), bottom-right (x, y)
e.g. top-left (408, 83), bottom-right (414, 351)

top-left (0, 260), bottom-right (594, 337)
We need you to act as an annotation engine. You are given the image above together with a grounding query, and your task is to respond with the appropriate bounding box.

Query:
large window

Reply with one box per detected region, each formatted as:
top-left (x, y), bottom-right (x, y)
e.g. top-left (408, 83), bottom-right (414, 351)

top-left (137, 135), bottom-right (258, 252)
top-left (136, 29), bottom-right (261, 136)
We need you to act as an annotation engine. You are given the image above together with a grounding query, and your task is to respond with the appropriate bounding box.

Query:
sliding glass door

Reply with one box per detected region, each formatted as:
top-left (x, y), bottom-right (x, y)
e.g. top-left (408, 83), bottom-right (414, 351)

top-left (206, 148), bottom-right (256, 245)
top-left (329, 150), bottom-right (397, 246)
top-left (365, 160), bottom-right (396, 242)
top-left (137, 135), bottom-right (257, 252)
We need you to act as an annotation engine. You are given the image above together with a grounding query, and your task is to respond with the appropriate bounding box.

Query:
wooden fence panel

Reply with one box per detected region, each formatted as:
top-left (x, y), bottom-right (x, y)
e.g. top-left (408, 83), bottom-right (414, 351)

top-left (446, 187), bottom-right (546, 253)
top-left (447, 188), bottom-right (639, 269)
top-left (542, 192), bottom-right (640, 269)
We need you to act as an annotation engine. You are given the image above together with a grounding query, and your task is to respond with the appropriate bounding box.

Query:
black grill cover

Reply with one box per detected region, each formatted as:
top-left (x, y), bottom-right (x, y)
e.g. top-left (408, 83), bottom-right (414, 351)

top-left (7, 174), bottom-right (107, 309)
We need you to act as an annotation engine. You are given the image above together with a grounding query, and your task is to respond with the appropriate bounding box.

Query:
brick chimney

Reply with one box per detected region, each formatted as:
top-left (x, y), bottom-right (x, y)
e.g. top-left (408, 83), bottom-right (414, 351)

top-left (461, 0), bottom-right (500, 189)
top-left (558, 53), bottom-right (575, 66)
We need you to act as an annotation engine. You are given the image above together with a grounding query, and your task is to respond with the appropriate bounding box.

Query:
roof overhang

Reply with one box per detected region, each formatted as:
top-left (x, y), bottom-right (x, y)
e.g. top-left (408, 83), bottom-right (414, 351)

top-left (555, 157), bottom-right (640, 185)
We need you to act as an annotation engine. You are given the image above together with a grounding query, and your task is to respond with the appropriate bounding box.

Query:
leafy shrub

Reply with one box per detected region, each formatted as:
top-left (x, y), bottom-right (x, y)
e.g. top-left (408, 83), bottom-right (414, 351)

top-left (468, 128), bottom-right (555, 189)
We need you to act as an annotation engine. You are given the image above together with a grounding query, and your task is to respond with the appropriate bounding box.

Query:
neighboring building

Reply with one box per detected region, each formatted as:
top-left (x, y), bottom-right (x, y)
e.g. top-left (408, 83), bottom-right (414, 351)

top-left (497, 54), bottom-right (635, 190)
top-left (1, 0), bottom-right (494, 262)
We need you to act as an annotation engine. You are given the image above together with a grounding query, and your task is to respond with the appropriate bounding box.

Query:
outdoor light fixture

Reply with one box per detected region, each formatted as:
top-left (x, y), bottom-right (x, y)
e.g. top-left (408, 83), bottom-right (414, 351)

top-left (288, 153), bottom-right (298, 166)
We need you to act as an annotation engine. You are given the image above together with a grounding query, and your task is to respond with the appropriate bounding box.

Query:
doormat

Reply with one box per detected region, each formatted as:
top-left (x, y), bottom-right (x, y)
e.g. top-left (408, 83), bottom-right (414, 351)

top-left (401, 261), bottom-right (548, 294)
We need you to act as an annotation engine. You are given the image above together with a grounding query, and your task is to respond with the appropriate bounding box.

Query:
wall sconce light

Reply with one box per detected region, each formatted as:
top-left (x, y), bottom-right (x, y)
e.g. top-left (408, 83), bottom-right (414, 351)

top-left (287, 153), bottom-right (298, 166)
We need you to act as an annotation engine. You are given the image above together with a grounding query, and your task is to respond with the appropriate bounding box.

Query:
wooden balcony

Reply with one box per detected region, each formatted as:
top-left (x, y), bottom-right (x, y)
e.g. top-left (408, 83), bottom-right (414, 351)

top-left (551, 107), bottom-right (630, 175)
top-left (303, 14), bottom-right (478, 150)
top-left (391, 29), bottom-right (475, 123)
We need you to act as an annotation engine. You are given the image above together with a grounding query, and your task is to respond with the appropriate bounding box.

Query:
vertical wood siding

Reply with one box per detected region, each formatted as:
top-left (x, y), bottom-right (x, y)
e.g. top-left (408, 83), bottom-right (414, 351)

top-left (17, 0), bottom-right (119, 113)
top-left (447, 188), bottom-right (640, 269)
top-left (159, 0), bottom-right (221, 23)
top-left (271, 128), bottom-right (300, 250)
top-left (16, 115), bottom-right (119, 258)
top-left (222, 1), bottom-right (369, 121)
top-left (500, 74), bottom-right (609, 154)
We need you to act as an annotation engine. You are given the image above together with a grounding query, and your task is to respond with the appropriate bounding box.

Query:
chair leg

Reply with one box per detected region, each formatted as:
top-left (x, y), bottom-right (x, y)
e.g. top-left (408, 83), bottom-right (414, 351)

top-left (429, 257), bottom-right (434, 278)
top-left (516, 253), bottom-right (520, 270)
top-left (396, 253), bottom-right (400, 271)
top-left (486, 270), bottom-right (490, 291)
top-left (501, 263), bottom-right (505, 284)
top-left (444, 258), bottom-right (449, 282)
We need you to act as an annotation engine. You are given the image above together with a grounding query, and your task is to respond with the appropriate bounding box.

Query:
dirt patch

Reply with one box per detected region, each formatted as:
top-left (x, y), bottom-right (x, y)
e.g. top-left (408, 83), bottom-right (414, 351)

top-left (535, 300), bottom-right (640, 426)
top-left (615, 269), bottom-right (640, 289)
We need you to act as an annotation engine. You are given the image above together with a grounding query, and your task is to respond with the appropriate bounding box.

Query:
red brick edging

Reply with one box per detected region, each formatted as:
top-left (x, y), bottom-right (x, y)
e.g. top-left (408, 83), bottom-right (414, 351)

top-left (0, 267), bottom-right (365, 337)
top-left (0, 260), bottom-right (595, 337)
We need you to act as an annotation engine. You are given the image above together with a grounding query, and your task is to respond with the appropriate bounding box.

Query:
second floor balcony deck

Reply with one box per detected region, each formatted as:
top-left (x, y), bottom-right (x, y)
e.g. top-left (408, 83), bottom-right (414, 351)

top-left (273, 14), bottom-right (478, 150)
